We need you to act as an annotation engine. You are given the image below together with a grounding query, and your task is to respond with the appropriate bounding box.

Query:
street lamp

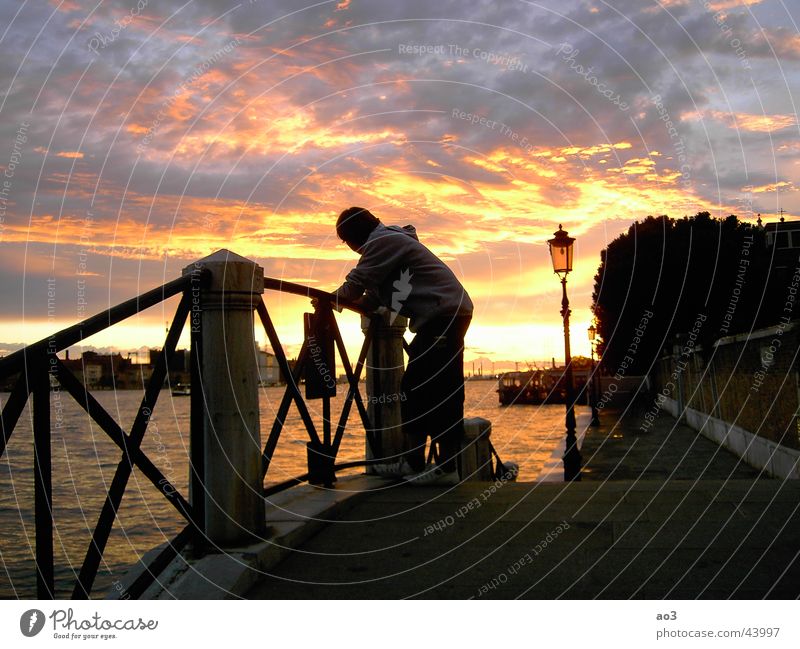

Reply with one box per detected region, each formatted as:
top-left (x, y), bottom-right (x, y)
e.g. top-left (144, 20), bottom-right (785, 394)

top-left (547, 225), bottom-right (581, 481)
top-left (588, 323), bottom-right (600, 427)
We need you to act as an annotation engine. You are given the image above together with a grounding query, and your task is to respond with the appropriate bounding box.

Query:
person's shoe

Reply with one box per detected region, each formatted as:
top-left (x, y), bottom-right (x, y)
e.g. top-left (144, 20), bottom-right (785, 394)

top-left (371, 458), bottom-right (416, 478)
top-left (403, 465), bottom-right (460, 486)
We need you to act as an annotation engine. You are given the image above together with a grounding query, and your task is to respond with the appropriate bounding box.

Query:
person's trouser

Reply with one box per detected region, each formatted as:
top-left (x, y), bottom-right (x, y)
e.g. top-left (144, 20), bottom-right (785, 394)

top-left (400, 315), bottom-right (471, 473)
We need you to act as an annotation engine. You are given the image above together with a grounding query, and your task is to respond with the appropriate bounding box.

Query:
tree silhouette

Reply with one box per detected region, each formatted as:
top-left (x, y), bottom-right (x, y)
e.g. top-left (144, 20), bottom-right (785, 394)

top-left (592, 212), bottom-right (770, 376)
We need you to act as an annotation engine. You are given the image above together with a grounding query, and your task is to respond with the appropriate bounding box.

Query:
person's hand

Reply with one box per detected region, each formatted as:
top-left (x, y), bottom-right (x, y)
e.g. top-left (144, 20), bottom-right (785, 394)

top-left (312, 295), bottom-right (344, 312)
top-left (355, 292), bottom-right (381, 313)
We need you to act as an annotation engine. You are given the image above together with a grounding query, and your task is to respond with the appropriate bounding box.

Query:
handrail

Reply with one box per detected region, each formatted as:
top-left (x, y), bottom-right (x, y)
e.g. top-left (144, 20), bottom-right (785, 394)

top-left (263, 276), bottom-right (369, 315)
top-left (0, 273), bottom-right (205, 378)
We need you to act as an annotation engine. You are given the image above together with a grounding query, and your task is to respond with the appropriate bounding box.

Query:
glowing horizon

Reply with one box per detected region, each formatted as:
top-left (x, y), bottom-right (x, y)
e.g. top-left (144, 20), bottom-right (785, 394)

top-left (0, 1), bottom-right (796, 365)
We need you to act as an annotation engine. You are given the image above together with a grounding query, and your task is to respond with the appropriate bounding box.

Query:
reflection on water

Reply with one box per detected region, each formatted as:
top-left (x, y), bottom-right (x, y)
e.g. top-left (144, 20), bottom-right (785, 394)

top-left (0, 382), bottom-right (582, 599)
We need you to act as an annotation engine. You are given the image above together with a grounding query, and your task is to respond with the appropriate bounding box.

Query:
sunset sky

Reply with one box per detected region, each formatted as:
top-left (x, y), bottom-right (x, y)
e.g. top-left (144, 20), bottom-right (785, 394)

top-left (0, 0), bottom-right (797, 367)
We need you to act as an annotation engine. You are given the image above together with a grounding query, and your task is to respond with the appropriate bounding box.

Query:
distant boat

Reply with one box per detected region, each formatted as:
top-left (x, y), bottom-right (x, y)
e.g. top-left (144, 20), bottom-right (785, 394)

top-left (171, 383), bottom-right (191, 396)
top-left (497, 369), bottom-right (589, 405)
top-left (498, 370), bottom-right (561, 405)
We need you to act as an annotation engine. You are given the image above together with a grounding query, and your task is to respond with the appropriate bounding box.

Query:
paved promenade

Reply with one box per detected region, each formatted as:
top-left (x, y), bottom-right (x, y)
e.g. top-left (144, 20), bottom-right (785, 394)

top-left (579, 406), bottom-right (762, 482)
top-left (242, 406), bottom-right (800, 599)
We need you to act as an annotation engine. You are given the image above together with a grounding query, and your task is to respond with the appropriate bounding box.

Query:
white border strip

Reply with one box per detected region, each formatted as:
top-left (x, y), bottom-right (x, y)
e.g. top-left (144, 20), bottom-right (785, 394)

top-left (662, 397), bottom-right (800, 480)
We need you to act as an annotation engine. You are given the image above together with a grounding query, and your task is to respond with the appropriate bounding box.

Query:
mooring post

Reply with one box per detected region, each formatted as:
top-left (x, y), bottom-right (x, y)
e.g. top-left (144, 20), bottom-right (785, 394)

top-left (361, 312), bottom-right (407, 470)
top-left (461, 418), bottom-right (494, 481)
top-left (183, 250), bottom-right (265, 546)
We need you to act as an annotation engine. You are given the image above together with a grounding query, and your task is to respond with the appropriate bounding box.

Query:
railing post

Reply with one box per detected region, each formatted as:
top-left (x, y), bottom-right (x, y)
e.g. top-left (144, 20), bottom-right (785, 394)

top-left (32, 359), bottom-right (54, 598)
top-left (183, 250), bottom-right (265, 546)
top-left (361, 312), bottom-right (407, 469)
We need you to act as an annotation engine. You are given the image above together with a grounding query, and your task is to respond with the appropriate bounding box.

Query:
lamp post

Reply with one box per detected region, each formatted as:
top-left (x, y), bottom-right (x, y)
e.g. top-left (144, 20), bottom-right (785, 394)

top-left (588, 323), bottom-right (600, 427)
top-left (547, 224), bottom-right (582, 481)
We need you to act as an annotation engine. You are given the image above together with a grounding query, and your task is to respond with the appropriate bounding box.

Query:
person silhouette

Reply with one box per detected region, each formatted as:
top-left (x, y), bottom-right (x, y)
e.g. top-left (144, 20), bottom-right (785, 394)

top-left (332, 206), bottom-right (473, 485)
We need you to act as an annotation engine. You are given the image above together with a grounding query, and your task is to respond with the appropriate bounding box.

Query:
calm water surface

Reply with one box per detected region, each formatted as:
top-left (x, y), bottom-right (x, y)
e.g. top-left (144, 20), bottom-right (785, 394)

top-left (0, 382), bottom-right (583, 598)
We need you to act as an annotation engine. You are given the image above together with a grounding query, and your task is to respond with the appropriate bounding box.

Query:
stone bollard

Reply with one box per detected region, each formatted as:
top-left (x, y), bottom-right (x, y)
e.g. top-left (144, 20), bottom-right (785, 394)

top-left (460, 417), bottom-right (494, 481)
top-left (361, 312), bottom-right (408, 470)
top-left (183, 250), bottom-right (265, 546)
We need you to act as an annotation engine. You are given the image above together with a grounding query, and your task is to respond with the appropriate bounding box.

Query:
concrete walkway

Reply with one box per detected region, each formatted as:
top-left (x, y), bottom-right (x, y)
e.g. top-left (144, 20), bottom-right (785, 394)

top-left (579, 406), bottom-right (763, 481)
top-left (242, 407), bottom-right (800, 599)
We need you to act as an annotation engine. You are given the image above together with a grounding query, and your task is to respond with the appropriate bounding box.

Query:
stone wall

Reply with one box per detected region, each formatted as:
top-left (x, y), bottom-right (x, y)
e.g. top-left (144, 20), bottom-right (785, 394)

top-left (652, 321), bottom-right (800, 478)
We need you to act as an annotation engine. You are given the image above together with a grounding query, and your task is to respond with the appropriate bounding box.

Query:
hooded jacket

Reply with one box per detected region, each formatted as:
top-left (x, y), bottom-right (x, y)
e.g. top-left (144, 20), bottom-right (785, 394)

top-left (333, 223), bottom-right (473, 332)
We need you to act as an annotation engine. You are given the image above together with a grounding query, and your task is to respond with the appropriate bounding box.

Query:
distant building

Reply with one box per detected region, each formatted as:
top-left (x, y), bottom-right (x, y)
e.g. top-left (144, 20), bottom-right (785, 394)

top-left (2, 348), bottom-right (196, 392)
top-left (147, 348), bottom-right (160, 367)
top-left (62, 350), bottom-right (135, 389)
top-left (54, 348), bottom-right (192, 390)
top-left (84, 362), bottom-right (104, 386)
top-left (255, 346), bottom-right (282, 386)
top-left (763, 215), bottom-right (800, 270)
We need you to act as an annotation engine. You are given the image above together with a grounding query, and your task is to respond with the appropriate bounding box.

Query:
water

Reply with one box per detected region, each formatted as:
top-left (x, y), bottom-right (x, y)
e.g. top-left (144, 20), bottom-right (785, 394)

top-left (0, 382), bottom-right (583, 599)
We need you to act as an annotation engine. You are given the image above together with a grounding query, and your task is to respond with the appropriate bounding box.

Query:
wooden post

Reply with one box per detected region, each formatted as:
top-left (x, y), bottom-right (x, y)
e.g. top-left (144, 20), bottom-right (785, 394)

top-left (183, 250), bottom-right (265, 546)
top-left (361, 312), bottom-right (407, 469)
top-left (461, 417), bottom-right (494, 481)
top-left (189, 268), bottom-right (205, 551)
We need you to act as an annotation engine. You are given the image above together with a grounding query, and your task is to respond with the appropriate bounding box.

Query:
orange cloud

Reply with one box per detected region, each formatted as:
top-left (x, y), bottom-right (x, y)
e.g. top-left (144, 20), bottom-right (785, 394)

top-left (558, 142), bottom-right (632, 158)
top-left (26, 135), bottom-right (718, 267)
top-left (682, 109), bottom-right (797, 132)
top-left (697, 0), bottom-right (764, 9)
top-left (749, 181), bottom-right (795, 193)
top-left (653, 0), bottom-right (763, 12)
top-left (50, 0), bottom-right (82, 11)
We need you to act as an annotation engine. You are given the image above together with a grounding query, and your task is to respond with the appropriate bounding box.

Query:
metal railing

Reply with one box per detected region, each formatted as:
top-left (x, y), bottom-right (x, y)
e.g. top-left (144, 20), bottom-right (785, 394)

top-left (0, 261), bottom-right (380, 599)
top-left (258, 278), bottom-right (381, 493)
top-left (0, 252), bottom-right (507, 600)
top-left (0, 271), bottom-right (207, 599)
